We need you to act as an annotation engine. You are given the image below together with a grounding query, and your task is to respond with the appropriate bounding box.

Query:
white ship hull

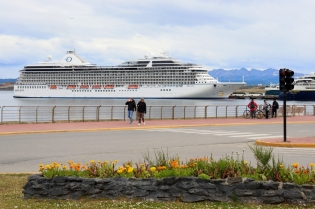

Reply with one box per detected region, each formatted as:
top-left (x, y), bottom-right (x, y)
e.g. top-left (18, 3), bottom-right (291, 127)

top-left (14, 50), bottom-right (246, 99)
top-left (14, 83), bottom-right (244, 99)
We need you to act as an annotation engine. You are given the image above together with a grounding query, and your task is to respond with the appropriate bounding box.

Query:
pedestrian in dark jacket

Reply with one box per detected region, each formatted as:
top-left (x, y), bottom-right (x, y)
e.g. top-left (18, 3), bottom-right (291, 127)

top-left (137, 98), bottom-right (146, 125)
top-left (125, 97), bottom-right (136, 124)
top-left (271, 98), bottom-right (279, 118)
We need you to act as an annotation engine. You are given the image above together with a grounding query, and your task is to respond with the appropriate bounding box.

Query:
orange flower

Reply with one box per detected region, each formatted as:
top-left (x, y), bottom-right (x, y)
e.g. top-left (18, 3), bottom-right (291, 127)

top-left (295, 169), bottom-right (300, 174)
top-left (304, 170), bottom-right (309, 174)
top-left (171, 160), bottom-right (179, 168)
top-left (157, 166), bottom-right (166, 171)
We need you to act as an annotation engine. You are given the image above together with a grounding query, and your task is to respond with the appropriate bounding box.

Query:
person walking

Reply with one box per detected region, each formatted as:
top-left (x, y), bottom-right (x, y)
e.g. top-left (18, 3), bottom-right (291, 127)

top-left (271, 98), bottom-right (279, 118)
top-left (137, 98), bottom-right (146, 125)
top-left (263, 100), bottom-right (271, 119)
top-left (125, 97), bottom-right (136, 124)
top-left (247, 98), bottom-right (258, 119)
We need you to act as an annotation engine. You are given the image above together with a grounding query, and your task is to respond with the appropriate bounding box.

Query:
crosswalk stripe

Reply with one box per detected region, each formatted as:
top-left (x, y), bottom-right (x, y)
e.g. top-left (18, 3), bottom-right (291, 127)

top-left (214, 132), bottom-right (252, 136)
top-left (230, 134), bottom-right (270, 138)
top-left (144, 128), bottom-right (281, 140)
top-left (248, 135), bottom-right (284, 139)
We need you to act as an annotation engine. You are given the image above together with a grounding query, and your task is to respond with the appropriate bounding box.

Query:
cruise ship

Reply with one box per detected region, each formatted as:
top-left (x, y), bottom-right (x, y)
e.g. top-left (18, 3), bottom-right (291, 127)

top-left (14, 51), bottom-right (246, 99)
top-left (279, 72), bottom-right (315, 101)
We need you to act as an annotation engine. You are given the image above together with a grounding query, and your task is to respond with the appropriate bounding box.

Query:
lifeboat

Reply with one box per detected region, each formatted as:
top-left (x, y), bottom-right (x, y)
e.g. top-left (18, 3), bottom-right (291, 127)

top-left (67, 85), bottom-right (76, 89)
top-left (80, 85), bottom-right (89, 89)
top-left (128, 85), bottom-right (138, 89)
top-left (105, 85), bottom-right (115, 89)
top-left (92, 85), bottom-right (102, 89)
top-left (50, 85), bottom-right (57, 89)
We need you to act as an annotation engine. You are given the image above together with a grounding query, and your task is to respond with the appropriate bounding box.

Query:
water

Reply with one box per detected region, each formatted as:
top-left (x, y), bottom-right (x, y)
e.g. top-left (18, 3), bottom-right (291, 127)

top-left (1, 91), bottom-right (313, 107)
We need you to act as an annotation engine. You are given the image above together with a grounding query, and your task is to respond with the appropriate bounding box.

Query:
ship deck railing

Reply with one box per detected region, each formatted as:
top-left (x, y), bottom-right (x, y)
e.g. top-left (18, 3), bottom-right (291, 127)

top-left (0, 105), bottom-right (314, 124)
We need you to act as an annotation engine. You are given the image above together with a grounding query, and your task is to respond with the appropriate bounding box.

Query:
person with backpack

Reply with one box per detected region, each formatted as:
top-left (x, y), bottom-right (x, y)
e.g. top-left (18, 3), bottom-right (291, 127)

top-left (247, 98), bottom-right (258, 119)
top-left (137, 97), bottom-right (146, 125)
top-left (125, 97), bottom-right (136, 124)
top-left (271, 98), bottom-right (279, 118)
top-left (263, 100), bottom-right (271, 119)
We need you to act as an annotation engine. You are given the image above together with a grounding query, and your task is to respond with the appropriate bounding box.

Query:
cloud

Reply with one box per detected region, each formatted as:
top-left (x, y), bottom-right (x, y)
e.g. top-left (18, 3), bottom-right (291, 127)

top-left (0, 0), bottom-right (315, 78)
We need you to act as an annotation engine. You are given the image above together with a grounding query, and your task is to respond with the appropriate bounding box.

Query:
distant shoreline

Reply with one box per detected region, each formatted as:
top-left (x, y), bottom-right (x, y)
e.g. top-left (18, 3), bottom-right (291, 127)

top-left (0, 87), bottom-right (13, 91)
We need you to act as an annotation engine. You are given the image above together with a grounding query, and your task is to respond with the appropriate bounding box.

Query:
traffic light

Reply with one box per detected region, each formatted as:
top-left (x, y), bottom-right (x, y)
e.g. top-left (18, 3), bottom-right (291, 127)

top-left (279, 68), bottom-right (295, 92)
top-left (279, 68), bottom-right (286, 92)
top-left (285, 69), bottom-right (294, 91)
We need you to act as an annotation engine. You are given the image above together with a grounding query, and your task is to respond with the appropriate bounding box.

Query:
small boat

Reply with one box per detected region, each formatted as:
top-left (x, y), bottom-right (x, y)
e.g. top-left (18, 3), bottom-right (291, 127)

top-left (92, 85), bottom-right (102, 89)
top-left (50, 85), bottom-right (57, 89)
top-left (80, 85), bottom-right (89, 89)
top-left (128, 85), bottom-right (138, 89)
top-left (105, 85), bottom-right (114, 89)
top-left (67, 85), bottom-right (76, 89)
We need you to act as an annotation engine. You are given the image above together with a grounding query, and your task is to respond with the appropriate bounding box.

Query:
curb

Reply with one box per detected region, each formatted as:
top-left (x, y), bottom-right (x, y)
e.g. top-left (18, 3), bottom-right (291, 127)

top-left (1, 120), bottom-right (315, 136)
top-left (256, 140), bottom-right (315, 148)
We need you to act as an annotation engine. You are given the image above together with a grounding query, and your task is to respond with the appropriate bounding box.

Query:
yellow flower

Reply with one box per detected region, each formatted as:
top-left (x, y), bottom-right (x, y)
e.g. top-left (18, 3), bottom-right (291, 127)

top-left (127, 167), bottom-right (134, 173)
top-left (150, 167), bottom-right (156, 172)
top-left (45, 164), bottom-right (51, 169)
top-left (244, 161), bottom-right (248, 165)
top-left (62, 165), bottom-right (67, 170)
top-left (55, 164), bottom-right (60, 169)
top-left (38, 164), bottom-right (44, 167)
top-left (310, 163), bottom-right (315, 167)
top-left (90, 160), bottom-right (95, 164)
top-left (279, 164), bottom-right (284, 168)
top-left (117, 169), bottom-right (123, 174)
top-left (98, 160), bottom-right (101, 164)
top-left (291, 163), bottom-right (299, 169)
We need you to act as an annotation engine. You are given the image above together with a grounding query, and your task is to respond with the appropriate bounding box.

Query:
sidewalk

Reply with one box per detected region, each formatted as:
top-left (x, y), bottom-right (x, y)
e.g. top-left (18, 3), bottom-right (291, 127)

top-left (0, 116), bottom-right (314, 147)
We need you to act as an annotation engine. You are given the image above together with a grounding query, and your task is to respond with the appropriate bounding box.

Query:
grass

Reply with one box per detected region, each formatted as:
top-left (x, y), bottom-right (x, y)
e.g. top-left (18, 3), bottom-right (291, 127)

top-left (1, 174), bottom-right (315, 209)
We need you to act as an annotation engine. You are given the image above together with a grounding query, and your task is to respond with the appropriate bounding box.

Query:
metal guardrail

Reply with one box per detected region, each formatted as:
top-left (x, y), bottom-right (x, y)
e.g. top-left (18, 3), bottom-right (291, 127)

top-left (0, 105), bottom-right (314, 124)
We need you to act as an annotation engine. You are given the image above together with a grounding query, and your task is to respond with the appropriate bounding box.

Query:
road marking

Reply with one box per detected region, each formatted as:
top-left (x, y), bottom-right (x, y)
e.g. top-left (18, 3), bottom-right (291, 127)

top-left (144, 128), bottom-right (283, 140)
top-left (248, 135), bottom-right (284, 139)
top-left (214, 132), bottom-right (252, 136)
top-left (230, 134), bottom-right (270, 138)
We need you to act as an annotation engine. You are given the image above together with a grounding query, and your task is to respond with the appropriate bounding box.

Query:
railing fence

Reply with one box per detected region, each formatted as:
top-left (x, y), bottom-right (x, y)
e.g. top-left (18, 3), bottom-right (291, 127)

top-left (0, 105), bottom-right (314, 124)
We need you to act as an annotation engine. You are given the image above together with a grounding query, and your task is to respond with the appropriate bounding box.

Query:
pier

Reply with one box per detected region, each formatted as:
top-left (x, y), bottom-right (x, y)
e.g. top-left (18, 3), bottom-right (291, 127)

top-left (228, 95), bottom-right (278, 100)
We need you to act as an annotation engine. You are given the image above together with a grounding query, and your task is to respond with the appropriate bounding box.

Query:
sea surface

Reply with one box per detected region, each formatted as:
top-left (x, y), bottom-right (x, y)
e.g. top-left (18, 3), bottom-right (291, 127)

top-left (1, 91), bottom-right (313, 107)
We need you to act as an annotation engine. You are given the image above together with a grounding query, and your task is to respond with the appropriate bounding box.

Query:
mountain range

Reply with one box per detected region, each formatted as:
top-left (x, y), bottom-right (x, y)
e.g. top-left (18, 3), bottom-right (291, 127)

top-left (209, 68), bottom-right (304, 86)
top-left (0, 68), bottom-right (305, 86)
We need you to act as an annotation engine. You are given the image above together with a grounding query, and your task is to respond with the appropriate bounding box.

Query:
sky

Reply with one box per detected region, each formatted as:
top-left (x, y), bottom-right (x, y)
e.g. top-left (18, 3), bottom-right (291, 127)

top-left (0, 0), bottom-right (315, 78)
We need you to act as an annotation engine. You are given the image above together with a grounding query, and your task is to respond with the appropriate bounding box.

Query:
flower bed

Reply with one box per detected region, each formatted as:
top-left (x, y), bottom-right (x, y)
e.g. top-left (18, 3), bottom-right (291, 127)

top-left (23, 146), bottom-right (315, 204)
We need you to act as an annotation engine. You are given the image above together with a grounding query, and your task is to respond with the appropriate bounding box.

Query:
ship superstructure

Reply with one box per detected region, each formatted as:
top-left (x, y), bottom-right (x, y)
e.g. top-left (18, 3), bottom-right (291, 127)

top-left (279, 72), bottom-right (315, 101)
top-left (14, 51), bottom-right (246, 98)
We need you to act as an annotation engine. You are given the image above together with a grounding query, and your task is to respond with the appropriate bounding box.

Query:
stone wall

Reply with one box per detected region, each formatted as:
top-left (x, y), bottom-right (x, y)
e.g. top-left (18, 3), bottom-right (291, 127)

top-left (23, 174), bottom-right (315, 204)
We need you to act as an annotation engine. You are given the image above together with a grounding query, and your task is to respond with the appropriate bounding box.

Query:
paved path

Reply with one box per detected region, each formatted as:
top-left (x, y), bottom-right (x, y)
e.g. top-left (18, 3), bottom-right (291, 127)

top-left (1, 116), bottom-right (315, 147)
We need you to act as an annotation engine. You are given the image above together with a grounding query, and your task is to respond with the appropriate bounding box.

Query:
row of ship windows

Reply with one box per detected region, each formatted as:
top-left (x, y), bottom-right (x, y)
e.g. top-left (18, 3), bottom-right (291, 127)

top-left (17, 86), bottom-right (46, 89)
top-left (18, 81), bottom-right (210, 86)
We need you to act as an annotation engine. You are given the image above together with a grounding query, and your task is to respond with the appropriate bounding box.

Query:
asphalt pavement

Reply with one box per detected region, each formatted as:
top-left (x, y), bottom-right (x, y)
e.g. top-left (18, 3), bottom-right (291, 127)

top-left (1, 115), bottom-right (314, 147)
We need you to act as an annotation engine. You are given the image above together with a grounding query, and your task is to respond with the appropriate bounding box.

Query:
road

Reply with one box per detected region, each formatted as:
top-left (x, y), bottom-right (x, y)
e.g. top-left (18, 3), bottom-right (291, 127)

top-left (0, 123), bottom-right (314, 173)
